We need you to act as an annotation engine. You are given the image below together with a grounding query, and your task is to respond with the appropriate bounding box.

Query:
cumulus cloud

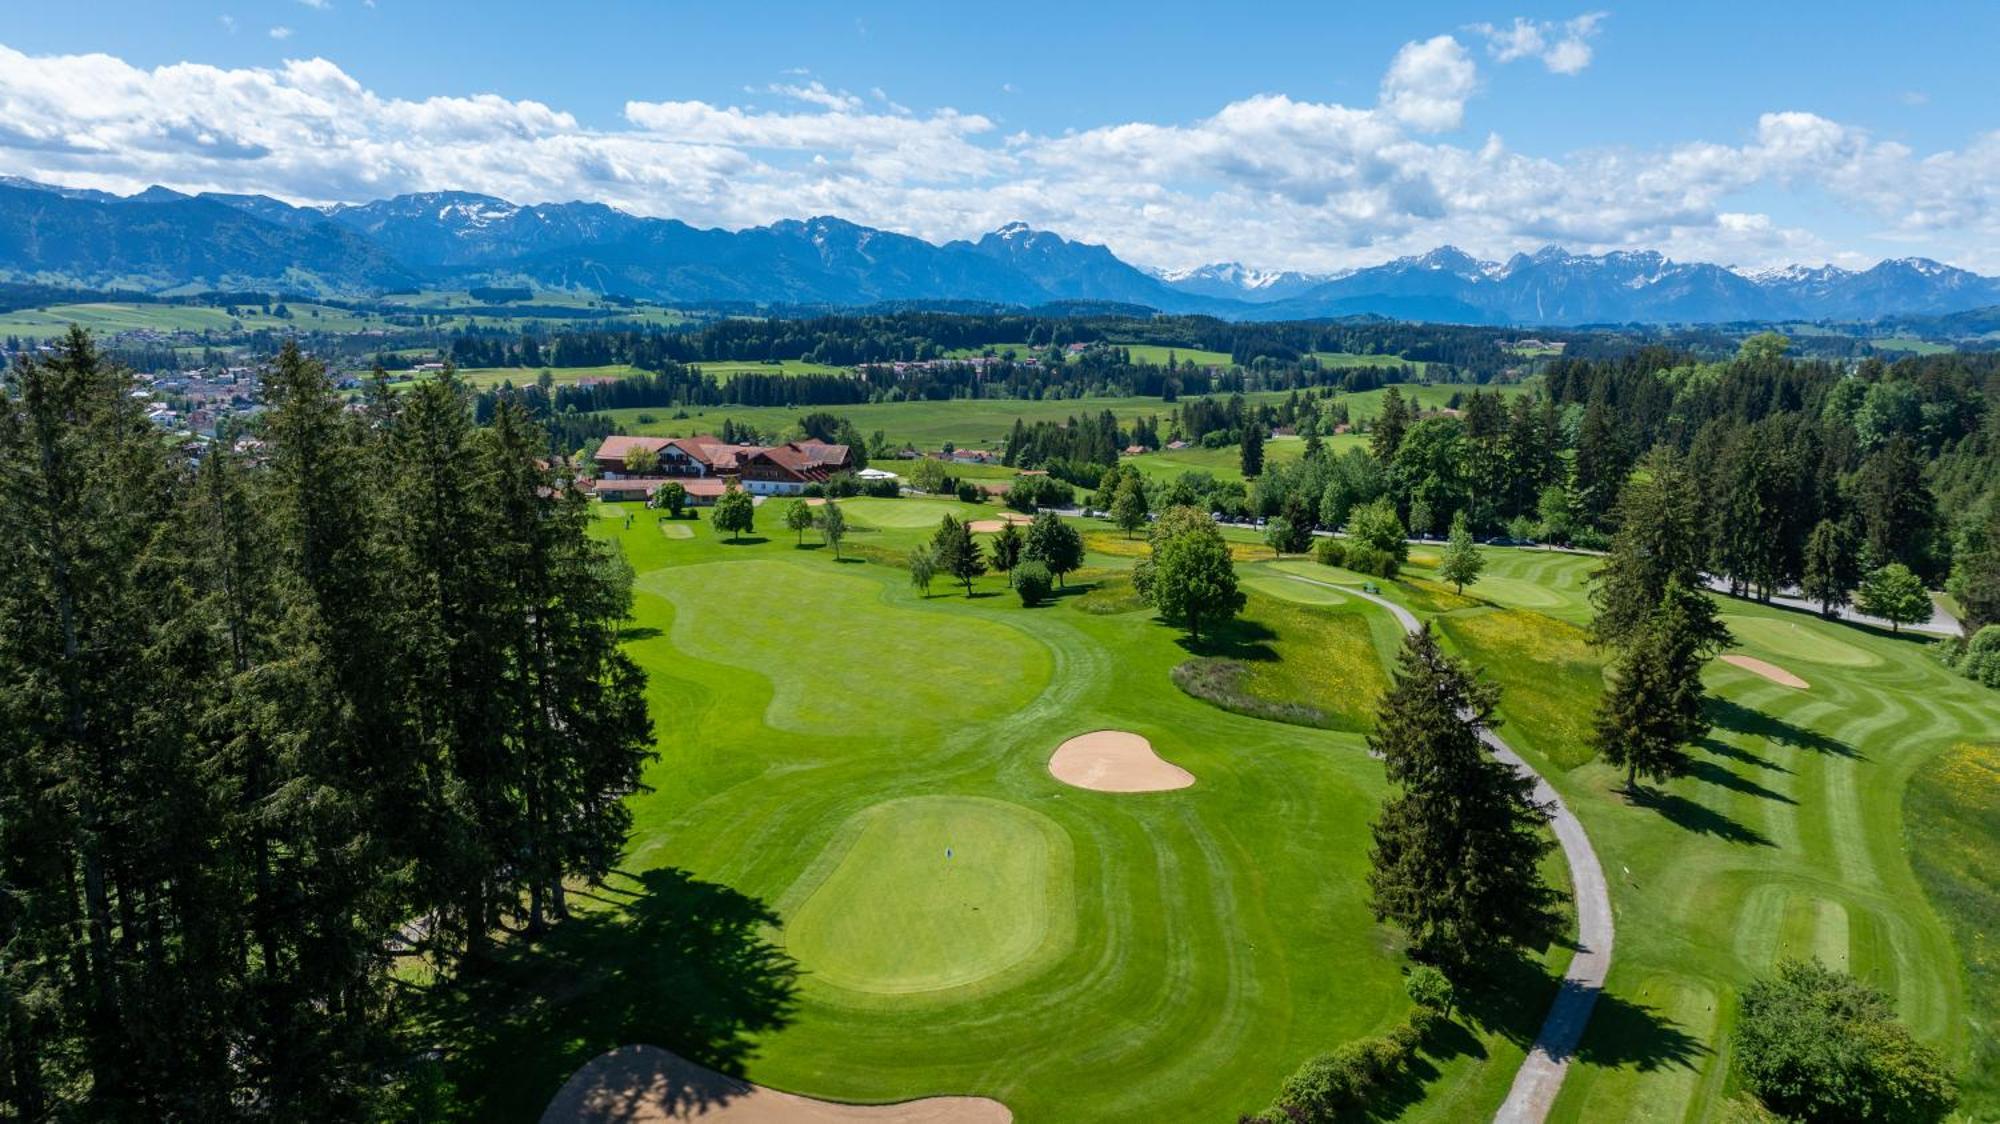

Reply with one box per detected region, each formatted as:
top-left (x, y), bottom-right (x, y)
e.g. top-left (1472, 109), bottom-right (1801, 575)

top-left (0, 33), bottom-right (1993, 272)
top-left (1471, 13), bottom-right (1606, 75)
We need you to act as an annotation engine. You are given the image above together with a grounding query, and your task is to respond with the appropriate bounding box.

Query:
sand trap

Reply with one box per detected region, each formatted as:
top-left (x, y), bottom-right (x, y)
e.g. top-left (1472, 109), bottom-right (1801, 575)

top-left (542, 1045), bottom-right (1011, 1124)
top-left (1721, 654), bottom-right (1809, 689)
top-left (966, 512), bottom-right (1033, 534)
top-left (1047, 730), bottom-right (1194, 793)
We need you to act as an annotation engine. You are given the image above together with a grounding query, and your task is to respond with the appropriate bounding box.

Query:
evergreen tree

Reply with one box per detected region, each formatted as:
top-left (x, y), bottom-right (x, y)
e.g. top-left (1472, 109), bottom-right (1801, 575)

top-left (1438, 512), bottom-right (1485, 593)
top-left (1572, 395), bottom-right (1629, 526)
top-left (1240, 423), bottom-right (1266, 478)
top-left (1366, 626), bottom-right (1553, 969)
top-left (989, 520), bottom-right (1024, 576)
top-left (931, 514), bottom-right (987, 595)
top-left (1370, 386), bottom-right (1410, 462)
top-left (1593, 581), bottom-right (1723, 790)
top-left (1946, 505), bottom-right (2000, 632)
top-left (1854, 435), bottom-right (1938, 577)
top-left (1800, 519), bottom-right (1860, 618)
top-left (1591, 448), bottom-right (1722, 647)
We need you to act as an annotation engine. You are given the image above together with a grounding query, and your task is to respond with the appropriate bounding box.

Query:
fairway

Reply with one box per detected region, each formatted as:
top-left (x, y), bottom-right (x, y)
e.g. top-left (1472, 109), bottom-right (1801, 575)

top-left (783, 796), bottom-right (1072, 997)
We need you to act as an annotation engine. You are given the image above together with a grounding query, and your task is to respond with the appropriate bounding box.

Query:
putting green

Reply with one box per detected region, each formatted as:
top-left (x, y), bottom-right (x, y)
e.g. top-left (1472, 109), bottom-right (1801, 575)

top-left (837, 496), bottom-right (995, 529)
top-left (1722, 614), bottom-right (1879, 667)
top-left (783, 796), bottom-right (1073, 997)
top-left (1465, 574), bottom-right (1569, 610)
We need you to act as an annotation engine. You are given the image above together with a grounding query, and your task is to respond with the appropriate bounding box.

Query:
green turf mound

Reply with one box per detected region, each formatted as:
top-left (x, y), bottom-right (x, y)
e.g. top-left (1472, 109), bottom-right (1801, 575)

top-left (1722, 614), bottom-right (1880, 668)
top-left (784, 795), bottom-right (1073, 998)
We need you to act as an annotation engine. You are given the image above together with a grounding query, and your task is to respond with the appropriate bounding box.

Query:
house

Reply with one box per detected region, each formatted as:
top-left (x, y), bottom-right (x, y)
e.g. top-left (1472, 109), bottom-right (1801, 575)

top-left (1166, 439), bottom-right (1190, 450)
top-left (1124, 444), bottom-right (1149, 456)
top-left (590, 434), bottom-right (853, 498)
top-left (589, 477), bottom-right (730, 506)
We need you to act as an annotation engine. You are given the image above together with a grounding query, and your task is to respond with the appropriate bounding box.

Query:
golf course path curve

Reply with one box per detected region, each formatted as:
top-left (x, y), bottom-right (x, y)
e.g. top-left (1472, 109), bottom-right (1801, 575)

top-left (1282, 572), bottom-right (1613, 1124)
top-left (543, 1045), bottom-right (1012, 1124)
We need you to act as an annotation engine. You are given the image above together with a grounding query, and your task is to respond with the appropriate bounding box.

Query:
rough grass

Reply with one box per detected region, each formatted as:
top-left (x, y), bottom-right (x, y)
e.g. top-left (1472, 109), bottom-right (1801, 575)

top-left (1903, 743), bottom-right (2000, 1114)
top-left (1171, 658), bottom-right (1332, 728)
top-left (1171, 592), bottom-right (1394, 733)
top-left (1438, 607), bottom-right (1603, 770)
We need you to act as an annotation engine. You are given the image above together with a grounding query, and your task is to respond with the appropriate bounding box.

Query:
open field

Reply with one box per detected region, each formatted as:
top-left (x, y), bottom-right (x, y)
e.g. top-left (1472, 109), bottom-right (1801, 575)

top-left (412, 501), bottom-right (1576, 1123)
top-left (456, 364), bottom-right (654, 388)
top-left (0, 299), bottom-right (387, 337)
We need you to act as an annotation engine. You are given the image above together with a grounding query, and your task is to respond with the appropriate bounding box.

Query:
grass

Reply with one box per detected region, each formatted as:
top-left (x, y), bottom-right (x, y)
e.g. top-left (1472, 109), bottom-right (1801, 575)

top-left (1169, 584), bottom-right (1400, 732)
top-left (1437, 607), bottom-right (1603, 771)
top-left (410, 506), bottom-right (1571, 1122)
top-left (0, 299), bottom-right (386, 337)
top-left (1902, 743), bottom-right (1999, 1115)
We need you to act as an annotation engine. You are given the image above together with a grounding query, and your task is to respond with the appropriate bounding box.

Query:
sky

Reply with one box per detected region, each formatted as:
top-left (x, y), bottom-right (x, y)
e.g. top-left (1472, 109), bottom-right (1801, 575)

top-left (4, 1), bottom-right (2000, 274)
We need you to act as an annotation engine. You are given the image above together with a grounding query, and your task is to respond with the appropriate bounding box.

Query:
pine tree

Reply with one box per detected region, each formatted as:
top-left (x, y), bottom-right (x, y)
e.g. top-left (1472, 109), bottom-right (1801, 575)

top-left (1593, 581), bottom-right (1722, 791)
top-left (1591, 448), bottom-right (1725, 648)
top-left (1438, 511), bottom-right (1485, 593)
top-left (1240, 423), bottom-right (1266, 478)
top-left (931, 514), bottom-right (987, 596)
top-left (1366, 626), bottom-right (1553, 969)
top-left (989, 520), bottom-right (1024, 576)
top-left (1370, 386), bottom-right (1410, 462)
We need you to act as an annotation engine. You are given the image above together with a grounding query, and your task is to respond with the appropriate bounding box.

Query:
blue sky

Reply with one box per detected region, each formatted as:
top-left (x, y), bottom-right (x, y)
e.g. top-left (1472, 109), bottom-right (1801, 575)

top-left (6, 1), bottom-right (2000, 272)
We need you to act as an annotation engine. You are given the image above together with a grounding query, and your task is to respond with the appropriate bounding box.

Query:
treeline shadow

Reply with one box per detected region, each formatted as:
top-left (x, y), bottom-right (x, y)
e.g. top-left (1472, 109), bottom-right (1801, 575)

top-left (1627, 785), bottom-right (1775, 847)
top-left (1341, 948), bottom-right (1707, 1121)
top-left (1708, 698), bottom-right (1858, 759)
top-left (402, 867), bottom-right (798, 1123)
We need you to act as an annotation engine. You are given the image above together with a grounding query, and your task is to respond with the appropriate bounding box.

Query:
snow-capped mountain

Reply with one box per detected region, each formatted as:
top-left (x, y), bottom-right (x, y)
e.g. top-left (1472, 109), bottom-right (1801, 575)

top-left (4, 177), bottom-right (1999, 323)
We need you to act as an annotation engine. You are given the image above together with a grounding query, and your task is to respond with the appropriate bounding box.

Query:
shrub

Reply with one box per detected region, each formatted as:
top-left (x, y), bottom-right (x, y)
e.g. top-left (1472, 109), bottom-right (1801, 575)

top-left (822, 471), bottom-right (861, 498)
top-left (800, 483), bottom-right (826, 498)
top-left (861, 475), bottom-right (902, 498)
top-left (1343, 544), bottom-right (1401, 579)
top-left (954, 479), bottom-right (985, 504)
top-left (1954, 624), bottom-right (2000, 687)
top-left (1315, 537), bottom-right (1347, 568)
top-left (1405, 965), bottom-right (1454, 1014)
top-left (1737, 958), bottom-right (1957, 1123)
top-left (1506, 514), bottom-right (1538, 543)
top-left (1015, 560), bottom-right (1054, 606)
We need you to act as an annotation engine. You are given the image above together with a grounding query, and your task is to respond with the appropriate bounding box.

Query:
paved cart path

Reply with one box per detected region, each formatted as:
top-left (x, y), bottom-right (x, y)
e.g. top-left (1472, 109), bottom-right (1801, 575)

top-left (1278, 572), bottom-right (1613, 1124)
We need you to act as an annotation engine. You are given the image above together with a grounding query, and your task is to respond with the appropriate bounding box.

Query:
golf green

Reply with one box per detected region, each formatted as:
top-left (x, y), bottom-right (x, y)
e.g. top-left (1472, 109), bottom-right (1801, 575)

top-left (783, 796), bottom-right (1074, 997)
top-left (1721, 613), bottom-right (1880, 668)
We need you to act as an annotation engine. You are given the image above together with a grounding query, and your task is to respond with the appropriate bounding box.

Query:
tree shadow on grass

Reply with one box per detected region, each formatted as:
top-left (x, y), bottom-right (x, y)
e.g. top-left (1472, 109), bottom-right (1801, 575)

top-left (718, 536), bottom-right (770, 547)
top-left (1687, 759), bottom-right (1797, 805)
top-left (1697, 735), bottom-right (1790, 774)
top-left (1708, 698), bottom-right (1858, 759)
top-left (618, 626), bottom-right (664, 643)
top-left (1627, 786), bottom-right (1775, 847)
top-left (1175, 616), bottom-right (1279, 662)
top-left (403, 867), bottom-right (798, 1123)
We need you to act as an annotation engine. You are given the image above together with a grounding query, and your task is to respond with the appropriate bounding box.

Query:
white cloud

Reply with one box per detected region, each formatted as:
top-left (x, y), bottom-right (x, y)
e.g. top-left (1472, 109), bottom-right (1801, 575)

top-left (219, 14), bottom-right (236, 33)
top-left (296, 0), bottom-right (328, 9)
top-left (268, 25), bottom-right (292, 39)
top-left (1471, 13), bottom-right (1606, 75)
top-left (0, 35), bottom-right (1993, 273)
top-left (1379, 35), bottom-right (1478, 131)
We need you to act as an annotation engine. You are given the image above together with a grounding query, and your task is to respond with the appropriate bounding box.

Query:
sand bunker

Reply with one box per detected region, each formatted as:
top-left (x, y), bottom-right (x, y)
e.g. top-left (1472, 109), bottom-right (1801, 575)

top-left (1721, 654), bottom-right (1809, 689)
top-left (542, 1045), bottom-right (1011, 1124)
top-left (966, 513), bottom-right (1033, 533)
top-left (1047, 730), bottom-right (1195, 792)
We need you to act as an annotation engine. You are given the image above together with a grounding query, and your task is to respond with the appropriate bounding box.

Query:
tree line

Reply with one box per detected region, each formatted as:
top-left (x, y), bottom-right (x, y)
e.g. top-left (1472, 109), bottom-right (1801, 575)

top-left (0, 330), bottom-right (655, 1118)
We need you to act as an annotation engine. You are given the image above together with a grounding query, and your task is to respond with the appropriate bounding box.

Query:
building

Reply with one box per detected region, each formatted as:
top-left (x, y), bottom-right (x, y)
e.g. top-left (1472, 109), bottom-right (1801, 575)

top-left (591, 434), bottom-right (854, 497)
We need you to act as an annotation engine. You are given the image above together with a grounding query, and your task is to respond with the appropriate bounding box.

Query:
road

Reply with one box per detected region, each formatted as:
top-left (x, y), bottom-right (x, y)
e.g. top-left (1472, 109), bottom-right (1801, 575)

top-left (1277, 572), bottom-right (1613, 1124)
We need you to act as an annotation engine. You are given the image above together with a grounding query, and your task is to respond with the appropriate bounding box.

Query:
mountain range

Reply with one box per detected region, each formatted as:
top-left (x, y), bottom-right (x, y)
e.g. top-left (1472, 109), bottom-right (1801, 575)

top-left (4, 177), bottom-right (1998, 326)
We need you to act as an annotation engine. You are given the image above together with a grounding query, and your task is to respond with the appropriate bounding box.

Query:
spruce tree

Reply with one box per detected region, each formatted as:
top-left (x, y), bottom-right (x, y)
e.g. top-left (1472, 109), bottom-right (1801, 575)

top-left (989, 520), bottom-right (1024, 576)
top-left (1366, 626), bottom-right (1553, 969)
top-left (932, 514), bottom-right (987, 595)
top-left (1593, 581), bottom-right (1721, 791)
top-left (1801, 519), bottom-right (1859, 618)
top-left (1240, 423), bottom-right (1266, 478)
top-left (1591, 448), bottom-right (1724, 648)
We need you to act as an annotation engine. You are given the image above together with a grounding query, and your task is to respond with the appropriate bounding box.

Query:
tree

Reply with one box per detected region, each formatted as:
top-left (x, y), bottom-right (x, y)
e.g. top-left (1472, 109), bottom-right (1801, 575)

top-left (1856, 563), bottom-right (1930, 632)
top-left (1240, 423), bottom-right (1266, 478)
top-left (1264, 516), bottom-right (1294, 558)
top-left (712, 483), bottom-right (755, 542)
top-left (1946, 506), bottom-right (2000, 632)
top-left (1737, 958), bottom-right (1957, 1123)
top-left (1347, 496), bottom-right (1409, 561)
top-left (1800, 519), bottom-right (1859, 618)
top-left (1853, 435), bottom-right (1938, 577)
top-left (989, 520), bottom-right (1024, 576)
top-left (908, 547), bottom-right (937, 596)
top-left (909, 457), bottom-right (950, 494)
top-left (931, 514), bottom-right (987, 596)
top-left (1112, 474), bottom-right (1149, 538)
top-left (1370, 386), bottom-right (1410, 462)
top-left (1591, 448), bottom-right (1720, 648)
top-left (1592, 581), bottom-right (1724, 790)
top-left (1024, 510), bottom-right (1084, 588)
top-left (1367, 626), bottom-right (1553, 970)
top-left (1438, 511), bottom-right (1484, 593)
top-left (784, 498), bottom-right (815, 544)
top-left (623, 444), bottom-right (660, 475)
top-left (1140, 505), bottom-right (1245, 642)
top-left (816, 497), bottom-right (848, 558)
top-left (651, 480), bottom-right (687, 518)
top-left (1015, 560), bottom-right (1054, 606)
